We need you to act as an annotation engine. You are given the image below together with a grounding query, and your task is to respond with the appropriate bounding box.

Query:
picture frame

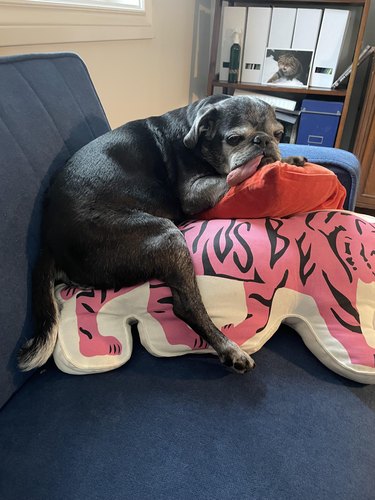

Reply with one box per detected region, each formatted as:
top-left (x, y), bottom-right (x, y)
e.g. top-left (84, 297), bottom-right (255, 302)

top-left (261, 48), bottom-right (314, 88)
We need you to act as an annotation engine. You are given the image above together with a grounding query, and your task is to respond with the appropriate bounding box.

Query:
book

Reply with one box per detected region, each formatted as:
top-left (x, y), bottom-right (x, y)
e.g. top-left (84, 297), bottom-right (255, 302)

top-left (292, 8), bottom-right (322, 51)
top-left (268, 7), bottom-right (297, 49)
top-left (310, 9), bottom-right (351, 88)
top-left (331, 45), bottom-right (375, 89)
top-left (241, 7), bottom-right (272, 84)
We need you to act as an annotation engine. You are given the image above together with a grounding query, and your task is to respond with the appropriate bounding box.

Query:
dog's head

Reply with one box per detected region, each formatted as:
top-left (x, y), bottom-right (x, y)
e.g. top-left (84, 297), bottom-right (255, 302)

top-left (184, 95), bottom-right (283, 180)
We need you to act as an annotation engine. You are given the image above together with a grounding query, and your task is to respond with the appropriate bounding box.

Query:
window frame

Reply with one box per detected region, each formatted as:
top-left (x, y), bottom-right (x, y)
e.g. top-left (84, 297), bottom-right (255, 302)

top-left (11, 0), bottom-right (145, 13)
top-left (0, 0), bottom-right (153, 46)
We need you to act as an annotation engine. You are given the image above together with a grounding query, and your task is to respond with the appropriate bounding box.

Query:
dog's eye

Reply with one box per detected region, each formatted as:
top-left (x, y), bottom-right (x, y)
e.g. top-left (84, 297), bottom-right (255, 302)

top-left (274, 131), bottom-right (283, 141)
top-left (226, 135), bottom-right (244, 146)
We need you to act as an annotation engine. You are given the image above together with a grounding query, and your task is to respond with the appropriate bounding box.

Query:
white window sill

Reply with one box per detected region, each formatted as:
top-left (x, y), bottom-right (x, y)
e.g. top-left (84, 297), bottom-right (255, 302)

top-left (0, 0), bottom-right (153, 46)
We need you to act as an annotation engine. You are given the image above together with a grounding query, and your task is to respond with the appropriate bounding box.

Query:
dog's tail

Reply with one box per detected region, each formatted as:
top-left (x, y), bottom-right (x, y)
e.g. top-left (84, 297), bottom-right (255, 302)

top-left (18, 248), bottom-right (60, 371)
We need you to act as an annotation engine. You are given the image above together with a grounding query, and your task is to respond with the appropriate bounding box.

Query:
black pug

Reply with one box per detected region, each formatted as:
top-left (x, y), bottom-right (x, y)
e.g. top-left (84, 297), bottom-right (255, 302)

top-left (19, 94), bottom-right (305, 373)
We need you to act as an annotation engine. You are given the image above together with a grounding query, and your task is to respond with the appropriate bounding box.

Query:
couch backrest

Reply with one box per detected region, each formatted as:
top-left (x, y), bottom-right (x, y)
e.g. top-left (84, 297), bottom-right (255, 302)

top-left (0, 52), bottom-right (110, 408)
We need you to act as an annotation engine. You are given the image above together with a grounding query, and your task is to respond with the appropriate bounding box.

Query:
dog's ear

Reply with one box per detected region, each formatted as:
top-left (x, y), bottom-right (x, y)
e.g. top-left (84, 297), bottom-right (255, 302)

top-left (183, 105), bottom-right (218, 149)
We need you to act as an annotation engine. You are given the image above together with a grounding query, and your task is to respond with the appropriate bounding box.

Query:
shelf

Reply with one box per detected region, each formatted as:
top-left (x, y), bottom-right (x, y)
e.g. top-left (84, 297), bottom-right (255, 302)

top-left (208, 0), bottom-right (371, 147)
top-left (212, 80), bottom-right (347, 97)
top-left (232, 0), bottom-right (366, 5)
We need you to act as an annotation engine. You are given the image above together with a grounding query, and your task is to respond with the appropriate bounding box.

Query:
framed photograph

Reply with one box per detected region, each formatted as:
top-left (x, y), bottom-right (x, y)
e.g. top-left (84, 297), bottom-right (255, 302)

top-left (261, 49), bottom-right (314, 88)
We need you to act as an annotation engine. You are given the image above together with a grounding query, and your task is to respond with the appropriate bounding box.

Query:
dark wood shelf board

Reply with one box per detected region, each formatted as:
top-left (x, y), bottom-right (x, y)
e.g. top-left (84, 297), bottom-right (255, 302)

top-left (212, 80), bottom-right (347, 97)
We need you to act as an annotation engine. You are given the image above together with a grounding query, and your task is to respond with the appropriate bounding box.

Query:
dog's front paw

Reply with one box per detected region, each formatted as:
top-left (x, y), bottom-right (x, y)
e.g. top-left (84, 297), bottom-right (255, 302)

top-left (219, 341), bottom-right (255, 374)
top-left (281, 155), bottom-right (307, 167)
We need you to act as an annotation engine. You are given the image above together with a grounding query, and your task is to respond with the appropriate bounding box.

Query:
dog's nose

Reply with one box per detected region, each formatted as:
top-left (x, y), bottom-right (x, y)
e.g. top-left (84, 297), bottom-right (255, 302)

top-left (252, 135), bottom-right (270, 148)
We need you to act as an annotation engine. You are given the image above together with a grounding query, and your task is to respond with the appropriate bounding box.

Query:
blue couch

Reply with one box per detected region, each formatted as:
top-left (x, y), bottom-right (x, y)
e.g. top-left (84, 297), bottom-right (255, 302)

top-left (1, 52), bottom-right (374, 500)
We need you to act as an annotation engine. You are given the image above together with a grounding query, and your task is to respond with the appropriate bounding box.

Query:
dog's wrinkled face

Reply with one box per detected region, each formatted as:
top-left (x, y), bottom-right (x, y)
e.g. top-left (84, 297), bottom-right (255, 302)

top-left (184, 96), bottom-right (283, 178)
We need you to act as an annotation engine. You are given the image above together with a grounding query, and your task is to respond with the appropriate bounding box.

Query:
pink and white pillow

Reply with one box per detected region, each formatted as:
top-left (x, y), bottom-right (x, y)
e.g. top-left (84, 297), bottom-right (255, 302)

top-left (54, 210), bottom-right (375, 384)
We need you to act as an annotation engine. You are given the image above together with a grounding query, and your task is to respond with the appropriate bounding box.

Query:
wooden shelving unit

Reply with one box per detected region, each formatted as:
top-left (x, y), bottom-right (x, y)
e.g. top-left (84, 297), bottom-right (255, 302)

top-left (353, 52), bottom-right (375, 210)
top-left (207, 0), bottom-right (371, 148)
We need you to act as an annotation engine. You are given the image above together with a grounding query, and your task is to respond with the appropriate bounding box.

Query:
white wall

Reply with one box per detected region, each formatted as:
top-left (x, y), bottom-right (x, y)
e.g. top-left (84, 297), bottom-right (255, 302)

top-left (0, 0), bottom-right (197, 128)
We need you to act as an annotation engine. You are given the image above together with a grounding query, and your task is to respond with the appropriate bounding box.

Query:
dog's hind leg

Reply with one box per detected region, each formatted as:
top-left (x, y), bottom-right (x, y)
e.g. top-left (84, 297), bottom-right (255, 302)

top-left (168, 270), bottom-right (255, 373)
top-left (80, 214), bottom-right (255, 373)
top-left (128, 220), bottom-right (255, 373)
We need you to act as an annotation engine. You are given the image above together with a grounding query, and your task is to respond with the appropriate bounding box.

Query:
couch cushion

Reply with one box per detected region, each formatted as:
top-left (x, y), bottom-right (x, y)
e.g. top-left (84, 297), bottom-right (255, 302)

top-left (0, 52), bottom-right (110, 408)
top-left (1, 331), bottom-right (375, 500)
